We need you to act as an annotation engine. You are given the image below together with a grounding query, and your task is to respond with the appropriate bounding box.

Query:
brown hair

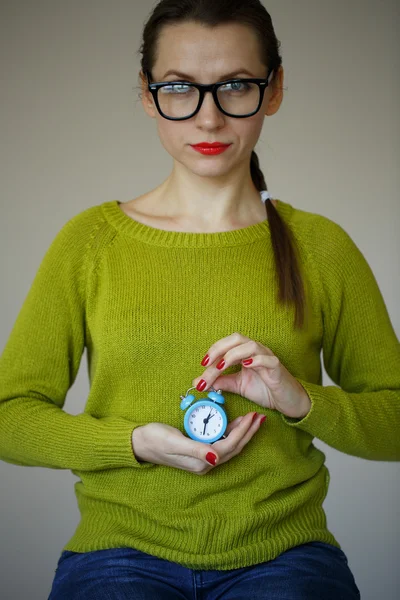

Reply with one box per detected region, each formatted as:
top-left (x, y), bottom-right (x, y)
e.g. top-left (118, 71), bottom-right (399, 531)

top-left (137, 0), bottom-right (306, 329)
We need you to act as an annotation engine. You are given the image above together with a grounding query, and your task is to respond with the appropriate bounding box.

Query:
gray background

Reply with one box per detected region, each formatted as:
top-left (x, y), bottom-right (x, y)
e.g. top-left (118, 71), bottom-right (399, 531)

top-left (1, 0), bottom-right (399, 598)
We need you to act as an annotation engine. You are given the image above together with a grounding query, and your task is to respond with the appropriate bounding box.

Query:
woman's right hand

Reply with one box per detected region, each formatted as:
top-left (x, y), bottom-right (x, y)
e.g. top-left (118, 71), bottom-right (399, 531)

top-left (131, 411), bottom-right (266, 474)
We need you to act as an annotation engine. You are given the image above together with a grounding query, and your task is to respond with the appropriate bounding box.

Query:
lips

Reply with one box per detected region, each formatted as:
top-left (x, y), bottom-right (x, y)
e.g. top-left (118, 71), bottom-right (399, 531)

top-left (191, 145), bottom-right (230, 155)
top-left (192, 142), bottom-right (230, 148)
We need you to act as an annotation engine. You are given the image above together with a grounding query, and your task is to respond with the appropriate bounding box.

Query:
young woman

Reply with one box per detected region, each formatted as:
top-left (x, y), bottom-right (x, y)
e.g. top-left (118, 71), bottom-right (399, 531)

top-left (1, 1), bottom-right (399, 598)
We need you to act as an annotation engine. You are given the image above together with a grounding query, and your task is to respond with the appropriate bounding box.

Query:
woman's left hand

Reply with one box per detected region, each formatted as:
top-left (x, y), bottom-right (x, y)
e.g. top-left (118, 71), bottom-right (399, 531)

top-left (192, 332), bottom-right (311, 420)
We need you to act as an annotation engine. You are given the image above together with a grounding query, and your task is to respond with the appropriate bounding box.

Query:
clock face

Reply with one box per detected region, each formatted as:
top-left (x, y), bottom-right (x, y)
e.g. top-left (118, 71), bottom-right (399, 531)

top-left (186, 402), bottom-right (226, 441)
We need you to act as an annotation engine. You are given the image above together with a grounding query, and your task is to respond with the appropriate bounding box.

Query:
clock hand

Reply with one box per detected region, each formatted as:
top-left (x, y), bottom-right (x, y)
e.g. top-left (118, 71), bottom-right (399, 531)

top-left (202, 410), bottom-right (212, 435)
top-left (203, 409), bottom-right (217, 435)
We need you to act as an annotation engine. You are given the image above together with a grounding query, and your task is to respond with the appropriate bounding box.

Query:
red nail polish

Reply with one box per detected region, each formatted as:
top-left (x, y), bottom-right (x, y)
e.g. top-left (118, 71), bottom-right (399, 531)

top-left (242, 358), bottom-right (253, 366)
top-left (216, 359), bottom-right (225, 370)
top-left (206, 452), bottom-right (217, 465)
top-left (252, 412), bottom-right (259, 423)
top-left (260, 415), bottom-right (266, 424)
top-left (196, 379), bottom-right (207, 391)
top-left (201, 354), bottom-right (210, 366)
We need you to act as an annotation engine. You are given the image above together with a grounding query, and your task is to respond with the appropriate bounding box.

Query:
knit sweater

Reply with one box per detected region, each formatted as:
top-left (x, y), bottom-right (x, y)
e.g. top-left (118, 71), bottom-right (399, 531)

top-left (0, 196), bottom-right (399, 570)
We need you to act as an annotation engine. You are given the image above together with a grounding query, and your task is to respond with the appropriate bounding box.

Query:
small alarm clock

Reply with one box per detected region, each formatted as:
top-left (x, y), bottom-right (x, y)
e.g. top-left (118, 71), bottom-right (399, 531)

top-left (180, 385), bottom-right (228, 443)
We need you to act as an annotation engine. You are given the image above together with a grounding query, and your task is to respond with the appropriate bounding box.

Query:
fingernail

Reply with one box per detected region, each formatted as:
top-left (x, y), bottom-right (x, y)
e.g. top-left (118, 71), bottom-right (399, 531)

top-left (201, 354), bottom-right (210, 366)
top-left (242, 358), bottom-right (253, 366)
top-left (260, 415), bottom-right (266, 424)
top-left (252, 412), bottom-right (259, 423)
top-left (216, 359), bottom-right (225, 370)
top-left (196, 379), bottom-right (207, 391)
top-left (206, 452), bottom-right (217, 465)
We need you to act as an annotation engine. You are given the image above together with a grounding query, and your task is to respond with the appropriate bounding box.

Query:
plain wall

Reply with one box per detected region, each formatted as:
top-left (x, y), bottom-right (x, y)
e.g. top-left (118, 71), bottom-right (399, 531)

top-left (0, 0), bottom-right (399, 598)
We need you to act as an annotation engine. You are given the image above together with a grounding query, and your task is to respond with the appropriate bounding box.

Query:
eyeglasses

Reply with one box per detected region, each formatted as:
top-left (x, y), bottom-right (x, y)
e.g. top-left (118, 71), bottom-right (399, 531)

top-left (145, 69), bottom-right (274, 120)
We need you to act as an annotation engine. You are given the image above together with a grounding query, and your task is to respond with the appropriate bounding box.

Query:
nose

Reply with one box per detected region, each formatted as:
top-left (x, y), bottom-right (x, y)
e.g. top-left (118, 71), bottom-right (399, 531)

top-left (195, 90), bottom-right (225, 128)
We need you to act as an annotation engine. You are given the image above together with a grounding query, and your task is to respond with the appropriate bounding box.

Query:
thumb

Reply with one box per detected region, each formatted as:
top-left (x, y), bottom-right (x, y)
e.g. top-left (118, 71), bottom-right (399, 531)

top-left (203, 446), bottom-right (219, 466)
top-left (172, 432), bottom-right (220, 466)
top-left (193, 441), bottom-right (219, 466)
top-left (211, 373), bottom-right (241, 395)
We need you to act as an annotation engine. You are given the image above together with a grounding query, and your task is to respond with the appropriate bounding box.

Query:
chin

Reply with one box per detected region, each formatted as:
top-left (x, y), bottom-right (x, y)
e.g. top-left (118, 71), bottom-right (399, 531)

top-left (186, 161), bottom-right (235, 178)
top-left (186, 150), bottom-right (237, 172)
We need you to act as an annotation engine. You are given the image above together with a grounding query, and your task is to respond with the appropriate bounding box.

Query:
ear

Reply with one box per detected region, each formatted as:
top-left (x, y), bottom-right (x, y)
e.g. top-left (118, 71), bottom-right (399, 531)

top-left (139, 70), bottom-right (157, 119)
top-left (265, 65), bottom-right (284, 116)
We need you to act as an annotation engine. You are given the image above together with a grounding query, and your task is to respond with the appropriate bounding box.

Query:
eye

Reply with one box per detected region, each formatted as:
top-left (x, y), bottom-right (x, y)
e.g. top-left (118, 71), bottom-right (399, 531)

top-left (219, 80), bottom-right (251, 93)
top-left (160, 83), bottom-right (194, 94)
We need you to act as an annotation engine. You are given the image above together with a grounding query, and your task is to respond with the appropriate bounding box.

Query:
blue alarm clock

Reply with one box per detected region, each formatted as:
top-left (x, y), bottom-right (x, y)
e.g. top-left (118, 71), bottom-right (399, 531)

top-left (180, 385), bottom-right (228, 443)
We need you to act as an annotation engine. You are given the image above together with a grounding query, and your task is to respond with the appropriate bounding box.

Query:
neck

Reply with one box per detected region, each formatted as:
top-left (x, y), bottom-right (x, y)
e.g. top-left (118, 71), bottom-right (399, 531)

top-left (147, 162), bottom-right (268, 229)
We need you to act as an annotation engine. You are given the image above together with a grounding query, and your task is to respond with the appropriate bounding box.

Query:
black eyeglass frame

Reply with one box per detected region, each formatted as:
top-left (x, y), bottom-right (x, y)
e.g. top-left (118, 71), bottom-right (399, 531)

top-left (145, 69), bottom-right (275, 120)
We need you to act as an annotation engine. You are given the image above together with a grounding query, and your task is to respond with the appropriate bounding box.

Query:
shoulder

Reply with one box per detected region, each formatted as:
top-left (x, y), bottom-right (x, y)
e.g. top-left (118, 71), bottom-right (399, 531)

top-left (47, 202), bottom-right (118, 258)
top-left (37, 202), bottom-right (121, 288)
top-left (278, 199), bottom-right (345, 235)
top-left (277, 200), bottom-right (372, 301)
top-left (277, 199), bottom-right (359, 261)
top-left (55, 202), bottom-right (109, 240)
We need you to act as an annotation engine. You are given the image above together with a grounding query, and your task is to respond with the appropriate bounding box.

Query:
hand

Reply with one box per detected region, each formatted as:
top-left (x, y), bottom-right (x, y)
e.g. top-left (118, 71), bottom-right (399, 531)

top-left (131, 412), bottom-right (266, 475)
top-left (193, 332), bottom-right (311, 419)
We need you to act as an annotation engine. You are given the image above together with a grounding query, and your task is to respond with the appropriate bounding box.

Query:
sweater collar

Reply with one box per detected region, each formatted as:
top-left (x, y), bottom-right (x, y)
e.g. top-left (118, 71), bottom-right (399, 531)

top-left (101, 195), bottom-right (293, 248)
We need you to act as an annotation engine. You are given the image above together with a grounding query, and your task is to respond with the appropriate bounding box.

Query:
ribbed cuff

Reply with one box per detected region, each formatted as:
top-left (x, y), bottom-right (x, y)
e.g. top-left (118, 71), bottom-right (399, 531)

top-left (95, 418), bottom-right (155, 469)
top-left (280, 378), bottom-right (340, 437)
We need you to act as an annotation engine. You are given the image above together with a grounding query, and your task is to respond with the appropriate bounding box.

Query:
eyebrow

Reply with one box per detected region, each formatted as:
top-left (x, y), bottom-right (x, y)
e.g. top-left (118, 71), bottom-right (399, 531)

top-left (160, 69), bottom-right (257, 81)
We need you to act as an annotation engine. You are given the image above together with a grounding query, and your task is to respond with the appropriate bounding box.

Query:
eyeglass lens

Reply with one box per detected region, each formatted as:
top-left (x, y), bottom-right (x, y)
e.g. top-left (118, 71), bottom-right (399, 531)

top-left (156, 81), bottom-right (261, 118)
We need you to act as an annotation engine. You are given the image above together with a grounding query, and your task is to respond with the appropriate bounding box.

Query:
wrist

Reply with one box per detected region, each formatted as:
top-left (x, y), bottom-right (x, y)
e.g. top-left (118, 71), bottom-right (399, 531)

top-left (131, 426), bottom-right (147, 463)
top-left (297, 389), bottom-right (312, 419)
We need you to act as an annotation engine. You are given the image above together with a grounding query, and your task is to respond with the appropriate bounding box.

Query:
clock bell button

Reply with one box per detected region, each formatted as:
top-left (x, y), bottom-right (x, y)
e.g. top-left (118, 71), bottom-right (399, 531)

top-left (180, 394), bottom-right (195, 410)
top-left (207, 390), bottom-right (225, 404)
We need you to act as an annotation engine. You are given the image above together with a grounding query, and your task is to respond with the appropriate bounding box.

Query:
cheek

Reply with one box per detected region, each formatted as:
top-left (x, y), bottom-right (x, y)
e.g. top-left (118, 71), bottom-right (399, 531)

top-left (155, 119), bottom-right (185, 156)
top-left (237, 117), bottom-right (265, 150)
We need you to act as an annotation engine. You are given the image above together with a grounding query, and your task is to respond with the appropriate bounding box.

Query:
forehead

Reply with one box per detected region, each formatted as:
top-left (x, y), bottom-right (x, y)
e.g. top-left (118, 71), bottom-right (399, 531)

top-left (153, 21), bottom-right (265, 79)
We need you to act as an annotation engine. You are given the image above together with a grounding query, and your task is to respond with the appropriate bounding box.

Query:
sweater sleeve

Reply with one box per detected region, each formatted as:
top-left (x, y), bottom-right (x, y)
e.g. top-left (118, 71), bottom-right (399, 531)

top-left (281, 218), bottom-right (400, 461)
top-left (0, 209), bottom-right (153, 471)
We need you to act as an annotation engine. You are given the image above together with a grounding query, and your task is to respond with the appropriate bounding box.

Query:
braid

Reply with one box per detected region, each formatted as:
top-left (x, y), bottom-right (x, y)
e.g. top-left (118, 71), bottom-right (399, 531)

top-left (250, 151), bottom-right (306, 329)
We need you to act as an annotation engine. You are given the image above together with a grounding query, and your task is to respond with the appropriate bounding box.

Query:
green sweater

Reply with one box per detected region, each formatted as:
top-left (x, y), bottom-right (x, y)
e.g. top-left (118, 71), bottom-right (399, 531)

top-left (0, 197), bottom-right (399, 570)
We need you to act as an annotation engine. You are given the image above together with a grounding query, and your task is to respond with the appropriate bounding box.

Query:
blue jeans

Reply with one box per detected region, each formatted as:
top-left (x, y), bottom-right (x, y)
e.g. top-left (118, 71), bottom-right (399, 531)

top-left (48, 542), bottom-right (361, 599)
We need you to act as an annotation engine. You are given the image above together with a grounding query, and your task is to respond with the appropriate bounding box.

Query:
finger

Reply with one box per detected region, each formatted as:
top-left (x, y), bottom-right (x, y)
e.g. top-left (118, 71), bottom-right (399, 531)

top-left (233, 412), bottom-right (267, 454)
top-left (215, 412), bottom-right (262, 455)
top-left (241, 354), bottom-right (280, 369)
top-left (194, 347), bottom-right (278, 391)
top-left (166, 431), bottom-right (220, 466)
top-left (224, 415), bottom-right (244, 435)
top-left (196, 333), bottom-right (253, 380)
top-left (201, 332), bottom-right (251, 365)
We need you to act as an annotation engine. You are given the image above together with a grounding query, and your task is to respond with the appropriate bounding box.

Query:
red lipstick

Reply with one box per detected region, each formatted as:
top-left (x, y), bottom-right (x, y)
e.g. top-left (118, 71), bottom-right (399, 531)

top-left (191, 142), bottom-right (231, 155)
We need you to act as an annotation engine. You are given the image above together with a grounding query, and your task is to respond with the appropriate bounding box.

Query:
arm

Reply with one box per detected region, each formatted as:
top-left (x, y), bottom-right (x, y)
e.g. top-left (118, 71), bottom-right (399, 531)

top-left (281, 219), bottom-right (400, 461)
top-left (0, 210), bottom-right (153, 471)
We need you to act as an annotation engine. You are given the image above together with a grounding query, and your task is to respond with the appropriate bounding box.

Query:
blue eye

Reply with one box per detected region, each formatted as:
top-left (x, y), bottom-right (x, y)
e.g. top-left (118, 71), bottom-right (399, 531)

top-left (160, 84), bottom-right (193, 94)
top-left (220, 81), bottom-right (251, 93)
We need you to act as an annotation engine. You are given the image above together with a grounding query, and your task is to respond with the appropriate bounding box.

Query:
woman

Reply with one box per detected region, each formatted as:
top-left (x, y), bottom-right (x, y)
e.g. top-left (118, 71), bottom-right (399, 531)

top-left (0, 1), bottom-right (399, 598)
